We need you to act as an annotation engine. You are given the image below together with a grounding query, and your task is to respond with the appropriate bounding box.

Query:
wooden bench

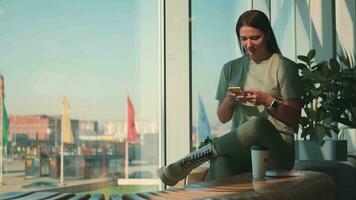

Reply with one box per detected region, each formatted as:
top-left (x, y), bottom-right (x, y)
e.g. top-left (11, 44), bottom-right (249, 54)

top-left (122, 170), bottom-right (336, 200)
top-left (0, 170), bottom-right (338, 200)
top-left (0, 191), bottom-right (116, 200)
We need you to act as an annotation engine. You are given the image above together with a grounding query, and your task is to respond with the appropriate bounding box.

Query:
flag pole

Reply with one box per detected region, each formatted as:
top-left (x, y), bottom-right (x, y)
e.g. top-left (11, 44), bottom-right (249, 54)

top-left (125, 94), bottom-right (128, 179)
top-left (196, 93), bottom-right (200, 150)
top-left (60, 97), bottom-right (73, 186)
top-left (60, 97), bottom-right (64, 187)
top-left (60, 125), bottom-right (64, 186)
top-left (0, 75), bottom-right (4, 185)
top-left (0, 102), bottom-right (2, 186)
top-left (125, 136), bottom-right (128, 179)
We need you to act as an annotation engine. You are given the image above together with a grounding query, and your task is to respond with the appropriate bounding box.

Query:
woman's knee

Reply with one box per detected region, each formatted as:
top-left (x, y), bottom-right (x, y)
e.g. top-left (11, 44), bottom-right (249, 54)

top-left (208, 155), bottom-right (250, 180)
top-left (237, 117), bottom-right (276, 145)
top-left (248, 117), bottom-right (274, 131)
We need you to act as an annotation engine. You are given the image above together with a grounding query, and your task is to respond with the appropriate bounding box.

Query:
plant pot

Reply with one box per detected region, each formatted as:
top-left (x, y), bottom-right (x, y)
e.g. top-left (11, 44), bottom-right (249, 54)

top-left (322, 140), bottom-right (347, 161)
top-left (295, 140), bottom-right (347, 161)
top-left (343, 128), bottom-right (356, 152)
top-left (295, 140), bottom-right (324, 160)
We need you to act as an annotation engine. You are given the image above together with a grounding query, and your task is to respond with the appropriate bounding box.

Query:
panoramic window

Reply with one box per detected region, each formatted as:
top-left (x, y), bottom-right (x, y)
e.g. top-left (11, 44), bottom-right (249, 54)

top-left (0, 0), bottom-right (160, 195)
top-left (191, 0), bottom-right (250, 149)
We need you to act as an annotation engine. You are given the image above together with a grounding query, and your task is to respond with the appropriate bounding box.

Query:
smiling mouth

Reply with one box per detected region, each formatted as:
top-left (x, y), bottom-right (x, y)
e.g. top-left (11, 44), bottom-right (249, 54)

top-left (246, 49), bottom-right (256, 54)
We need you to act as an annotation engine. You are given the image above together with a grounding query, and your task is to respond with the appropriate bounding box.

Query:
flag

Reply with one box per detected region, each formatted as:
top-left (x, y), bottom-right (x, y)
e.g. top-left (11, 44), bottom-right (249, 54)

top-left (2, 100), bottom-right (8, 146)
top-left (61, 97), bottom-right (74, 144)
top-left (126, 95), bottom-right (139, 143)
top-left (198, 95), bottom-right (211, 142)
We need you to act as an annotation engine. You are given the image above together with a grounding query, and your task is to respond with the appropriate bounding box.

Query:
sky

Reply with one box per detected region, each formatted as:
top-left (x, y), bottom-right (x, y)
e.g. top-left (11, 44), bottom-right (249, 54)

top-left (0, 0), bottom-right (159, 123)
top-left (0, 0), bottom-right (295, 129)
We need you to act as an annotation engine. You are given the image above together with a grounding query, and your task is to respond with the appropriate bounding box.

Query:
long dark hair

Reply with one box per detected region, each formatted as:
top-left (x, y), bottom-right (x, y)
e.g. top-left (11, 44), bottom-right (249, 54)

top-left (236, 10), bottom-right (281, 54)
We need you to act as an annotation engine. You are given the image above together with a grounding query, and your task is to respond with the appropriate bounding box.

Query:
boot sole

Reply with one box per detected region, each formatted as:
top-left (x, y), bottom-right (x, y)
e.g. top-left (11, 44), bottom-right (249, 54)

top-left (156, 167), bottom-right (179, 186)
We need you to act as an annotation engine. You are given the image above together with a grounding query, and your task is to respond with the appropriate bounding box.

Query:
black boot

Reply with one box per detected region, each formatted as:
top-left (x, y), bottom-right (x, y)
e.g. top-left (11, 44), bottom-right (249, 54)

top-left (157, 143), bottom-right (217, 186)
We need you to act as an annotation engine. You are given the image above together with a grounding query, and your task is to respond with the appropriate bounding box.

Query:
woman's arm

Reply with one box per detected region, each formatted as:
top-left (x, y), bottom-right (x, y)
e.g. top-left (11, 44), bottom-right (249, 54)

top-left (241, 88), bottom-right (301, 126)
top-left (217, 93), bottom-right (237, 123)
top-left (268, 98), bottom-right (301, 126)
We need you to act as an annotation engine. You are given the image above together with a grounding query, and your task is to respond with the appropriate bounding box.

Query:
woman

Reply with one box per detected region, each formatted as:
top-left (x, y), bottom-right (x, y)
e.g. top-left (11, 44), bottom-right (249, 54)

top-left (157, 10), bottom-right (302, 186)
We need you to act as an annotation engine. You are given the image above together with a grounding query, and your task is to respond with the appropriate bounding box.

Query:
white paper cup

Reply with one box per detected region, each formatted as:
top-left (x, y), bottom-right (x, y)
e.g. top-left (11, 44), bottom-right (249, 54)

top-left (251, 145), bottom-right (269, 179)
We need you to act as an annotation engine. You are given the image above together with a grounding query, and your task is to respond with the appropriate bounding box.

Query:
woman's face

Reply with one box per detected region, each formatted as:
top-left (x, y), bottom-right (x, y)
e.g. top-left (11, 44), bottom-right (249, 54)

top-left (239, 25), bottom-right (269, 57)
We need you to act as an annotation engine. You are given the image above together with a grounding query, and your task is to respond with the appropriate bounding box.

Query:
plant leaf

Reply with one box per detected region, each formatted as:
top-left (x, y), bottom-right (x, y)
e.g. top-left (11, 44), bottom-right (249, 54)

top-left (298, 55), bottom-right (309, 63)
top-left (322, 117), bottom-right (333, 125)
top-left (301, 68), bottom-right (314, 79)
top-left (318, 62), bottom-right (331, 78)
top-left (312, 61), bottom-right (327, 70)
top-left (330, 58), bottom-right (340, 74)
top-left (304, 107), bottom-right (317, 121)
top-left (338, 126), bottom-right (347, 140)
top-left (336, 117), bottom-right (353, 127)
top-left (315, 125), bottom-right (327, 142)
top-left (296, 63), bottom-right (308, 70)
top-left (307, 49), bottom-right (316, 61)
top-left (301, 127), bottom-right (313, 138)
top-left (300, 117), bottom-right (309, 127)
top-left (310, 89), bottom-right (321, 97)
top-left (329, 124), bottom-right (339, 134)
top-left (338, 52), bottom-right (352, 70)
top-left (317, 107), bottom-right (329, 121)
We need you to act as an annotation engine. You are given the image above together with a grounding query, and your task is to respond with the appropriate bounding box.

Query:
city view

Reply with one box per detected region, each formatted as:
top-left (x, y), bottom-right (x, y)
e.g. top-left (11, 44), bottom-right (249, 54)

top-left (0, 0), bottom-right (162, 193)
top-left (0, 0), bottom-right (235, 195)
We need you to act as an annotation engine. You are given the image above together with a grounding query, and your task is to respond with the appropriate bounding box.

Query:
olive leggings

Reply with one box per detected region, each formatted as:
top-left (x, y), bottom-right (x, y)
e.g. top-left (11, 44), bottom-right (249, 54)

top-left (207, 117), bottom-right (295, 180)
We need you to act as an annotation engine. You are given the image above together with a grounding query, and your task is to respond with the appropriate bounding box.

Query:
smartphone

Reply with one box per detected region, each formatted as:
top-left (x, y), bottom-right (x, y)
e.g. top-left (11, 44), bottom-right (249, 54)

top-left (228, 86), bottom-right (242, 94)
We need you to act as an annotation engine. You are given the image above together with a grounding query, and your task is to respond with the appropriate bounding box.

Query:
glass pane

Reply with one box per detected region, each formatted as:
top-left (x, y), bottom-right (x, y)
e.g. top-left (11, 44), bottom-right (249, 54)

top-left (191, 0), bottom-right (250, 149)
top-left (271, 0), bottom-right (296, 60)
top-left (0, 0), bottom-right (160, 196)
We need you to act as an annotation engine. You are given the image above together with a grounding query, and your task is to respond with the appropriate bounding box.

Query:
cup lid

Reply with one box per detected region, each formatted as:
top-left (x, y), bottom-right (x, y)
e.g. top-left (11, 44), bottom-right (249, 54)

top-left (251, 145), bottom-right (269, 151)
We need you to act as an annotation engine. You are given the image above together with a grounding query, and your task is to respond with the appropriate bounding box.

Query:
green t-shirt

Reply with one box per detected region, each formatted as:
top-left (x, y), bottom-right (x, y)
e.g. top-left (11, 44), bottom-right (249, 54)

top-left (215, 53), bottom-right (302, 142)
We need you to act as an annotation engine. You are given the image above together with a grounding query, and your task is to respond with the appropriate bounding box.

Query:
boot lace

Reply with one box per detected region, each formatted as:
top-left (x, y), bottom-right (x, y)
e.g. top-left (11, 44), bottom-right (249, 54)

top-left (178, 148), bottom-right (213, 170)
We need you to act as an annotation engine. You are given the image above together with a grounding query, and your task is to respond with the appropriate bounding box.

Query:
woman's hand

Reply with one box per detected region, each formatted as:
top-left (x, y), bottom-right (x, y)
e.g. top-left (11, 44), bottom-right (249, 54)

top-left (239, 88), bottom-right (273, 106)
top-left (225, 91), bottom-right (238, 103)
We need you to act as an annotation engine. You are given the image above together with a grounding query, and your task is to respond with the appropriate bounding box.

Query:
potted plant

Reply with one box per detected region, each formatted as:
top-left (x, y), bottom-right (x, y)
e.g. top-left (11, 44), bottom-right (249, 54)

top-left (337, 51), bottom-right (356, 127)
top-left (295, 49), bottom-right (353, 161)
top-left (336, 51), bottom-right (356, 153)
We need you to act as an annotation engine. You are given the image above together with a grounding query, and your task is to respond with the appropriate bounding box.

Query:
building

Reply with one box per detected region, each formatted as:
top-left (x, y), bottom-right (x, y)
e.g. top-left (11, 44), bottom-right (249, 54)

top-left (78, 120), bottom-right (98, 136)
top-left (8, 115), bottom-right (80, 144)
top-left (104, 120), bottom-right (158, 142)
top-left (9, 115), bottom-right (54, 141)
